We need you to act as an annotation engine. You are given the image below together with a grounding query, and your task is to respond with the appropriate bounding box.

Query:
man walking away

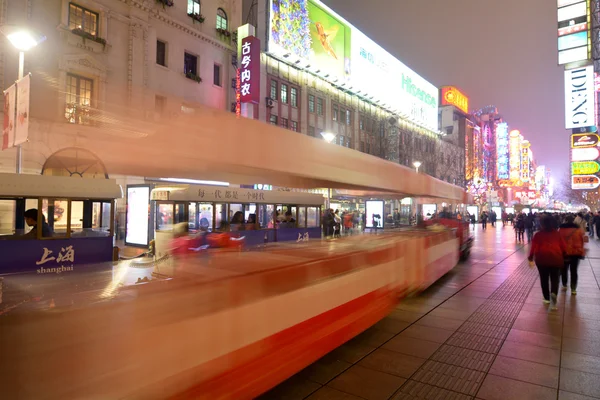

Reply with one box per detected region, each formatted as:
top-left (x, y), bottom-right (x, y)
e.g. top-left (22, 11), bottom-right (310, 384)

top-left (529, 215), bottom-right (567, 310)
top-left (525, 213), bottom-right (535, 243)
top-left (559, 215), bottom-right (585, 295)
top-left (481, 211), bottom-right (488, 230)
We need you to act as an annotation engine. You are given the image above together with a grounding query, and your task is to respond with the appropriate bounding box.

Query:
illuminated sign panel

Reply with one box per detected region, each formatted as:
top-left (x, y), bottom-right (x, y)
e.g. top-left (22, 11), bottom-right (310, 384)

top-left (572, 174), bottom-right (600, 189)
top-left (496, 122), bottom-right (510, 180)
top-left (441, 86), bottom-right (469, 113)
top-left (558, 0), bottom-right (585, 7)
top-left (565, 66), bottom-right (595, 129)
top-left (572, 161), bottom-right (600, 174)
top-left (571, 133), bottom-right (599, 147)
top-left (239, 36), bottom-right (261, 104)
top-left (521, 142), bottom-right (531, 182)
top-left (266, 0), bottom-right (439, 131)
top-left (559, 46), bottom-right (589, 64)
top-left (558, 21), bottom-right (587, 36)
top-left (509, 130), bottom-right (521, 181)
top-left (571, 146), bottom-right (600, 161)
top-left (558, 2), bottom-right (587, 22)
top-left (558, 31), bottom-right (588, 51)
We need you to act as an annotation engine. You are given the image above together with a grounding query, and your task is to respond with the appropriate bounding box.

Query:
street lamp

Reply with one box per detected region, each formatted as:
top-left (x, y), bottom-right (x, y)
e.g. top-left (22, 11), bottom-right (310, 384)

top-left (1, 25), bottom-right (46, 174)
top-left (321, 131), bottom-right (336, 143)
top-left (413, 161), bottom-right (422, 173)
top-left (320, 132), bottom-right (337, 208)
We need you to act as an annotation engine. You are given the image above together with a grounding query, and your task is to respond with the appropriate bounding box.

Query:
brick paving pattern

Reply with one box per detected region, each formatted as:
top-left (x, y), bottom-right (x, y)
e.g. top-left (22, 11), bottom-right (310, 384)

top-left (259, 225), bottom-right (600, 400)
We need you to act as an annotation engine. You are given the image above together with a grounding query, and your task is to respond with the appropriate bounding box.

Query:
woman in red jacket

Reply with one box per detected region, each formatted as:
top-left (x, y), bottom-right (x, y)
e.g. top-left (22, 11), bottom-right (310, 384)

top-left (559, 215), bottom-right (585, 295)
top-left (528, 215), bottom-right (567, 310)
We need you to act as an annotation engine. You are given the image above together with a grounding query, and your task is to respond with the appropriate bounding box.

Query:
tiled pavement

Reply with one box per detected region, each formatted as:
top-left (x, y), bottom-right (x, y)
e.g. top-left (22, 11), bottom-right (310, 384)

top-left (259, 225), bottom-right (600, 400)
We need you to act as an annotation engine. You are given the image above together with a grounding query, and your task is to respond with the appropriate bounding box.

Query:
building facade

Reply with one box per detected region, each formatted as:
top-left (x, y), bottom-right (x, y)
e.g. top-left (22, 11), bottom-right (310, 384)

top-left (0, 0), bottom-right (242, 175)
top-left (240, 0), bottom-right (465, 186)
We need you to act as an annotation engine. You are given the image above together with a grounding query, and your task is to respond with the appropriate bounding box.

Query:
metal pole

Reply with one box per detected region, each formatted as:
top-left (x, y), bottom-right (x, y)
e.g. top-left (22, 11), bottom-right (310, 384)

top-left (16, 51), bottom-right (24, 174)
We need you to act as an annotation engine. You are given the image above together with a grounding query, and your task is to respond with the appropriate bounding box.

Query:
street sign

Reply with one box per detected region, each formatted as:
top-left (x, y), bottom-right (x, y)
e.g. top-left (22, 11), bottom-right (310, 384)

top-left (571, 147), bottom-right (600, 161)
top-left (571, 133), bottom-right (599, 148)
top-left (572, 126), bottom-right (598, 134)
top-left (572, 175), bottom-right (600, 190)
top-left (571, 161), bottom-right (600, 175)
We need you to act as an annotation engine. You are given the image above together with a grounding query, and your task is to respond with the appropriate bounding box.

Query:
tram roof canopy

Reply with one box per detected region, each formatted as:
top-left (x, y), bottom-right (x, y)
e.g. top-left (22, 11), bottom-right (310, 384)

top-left (0, 173), bottom-right (122, 199)
top-left (56, 102), bottom-right (468, 202)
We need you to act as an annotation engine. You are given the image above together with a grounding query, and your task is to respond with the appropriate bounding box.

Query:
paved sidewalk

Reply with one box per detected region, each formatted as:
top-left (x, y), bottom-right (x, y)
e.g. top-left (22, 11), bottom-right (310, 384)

top-left (259, 225), bottom-right (600, 400)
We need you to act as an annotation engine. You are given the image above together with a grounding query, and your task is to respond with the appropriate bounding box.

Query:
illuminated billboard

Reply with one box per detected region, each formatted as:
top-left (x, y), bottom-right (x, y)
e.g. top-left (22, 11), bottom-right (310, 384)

top-left (571, 133), bottom-right (599, 147)
top-left (266, 0), bottom-right (439, 131)
top-left (496, 122), bottom-right (509, 180)
top-left (441, 86), bottom-right (469, 114)
top-left (565, 66), bottom-right (595, 129)
top-left (571, 146), bottom-right (600, 161)
top-left (521, 141), bottom-right (531, 182)
top-left (557, 0), bottom-right (590, 65)
top-left (509, 130), bottom-right (521, 181)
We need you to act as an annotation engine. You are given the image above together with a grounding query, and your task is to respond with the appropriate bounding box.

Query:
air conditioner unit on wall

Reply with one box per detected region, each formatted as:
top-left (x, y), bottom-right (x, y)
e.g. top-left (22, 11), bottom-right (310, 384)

top-left (266, 97), bottom-right (274, 108)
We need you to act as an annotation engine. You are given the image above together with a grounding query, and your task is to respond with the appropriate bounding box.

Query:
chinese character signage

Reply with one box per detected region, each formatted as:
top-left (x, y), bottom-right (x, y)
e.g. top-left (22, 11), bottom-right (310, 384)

top-left (496, 122), bottom-right (510, 180)
top-left (441, 86), bottom-right (469, 114)
top-left (239, 36), bottom-right (260, 104)
top-left (520, 142), bottom-right (530, 182)
top-left (572, 174), bottom-right (600, 189)
top-left (509, 130), bottom-right (521, 181)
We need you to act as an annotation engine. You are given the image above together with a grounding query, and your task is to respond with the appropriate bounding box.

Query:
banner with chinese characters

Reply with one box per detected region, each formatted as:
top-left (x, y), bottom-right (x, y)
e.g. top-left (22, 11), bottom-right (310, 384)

top-left (14, 74), bottom-right (31, 147)
top-left (239, 36), bottom-right (260, 104)
top-left (0, 237), bottom-right (114, 275)
top-left (2, 83), bottom-right (16, 150)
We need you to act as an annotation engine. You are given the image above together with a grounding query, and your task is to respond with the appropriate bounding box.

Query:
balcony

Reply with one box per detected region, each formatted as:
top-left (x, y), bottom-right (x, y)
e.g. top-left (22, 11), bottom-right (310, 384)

top-left (65, 102), bottom-right (93, 125)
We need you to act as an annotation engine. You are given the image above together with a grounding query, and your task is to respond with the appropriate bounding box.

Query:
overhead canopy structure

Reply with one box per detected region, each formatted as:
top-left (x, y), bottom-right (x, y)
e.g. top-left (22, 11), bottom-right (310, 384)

top-left (33, 101), bottom-right (469, 202)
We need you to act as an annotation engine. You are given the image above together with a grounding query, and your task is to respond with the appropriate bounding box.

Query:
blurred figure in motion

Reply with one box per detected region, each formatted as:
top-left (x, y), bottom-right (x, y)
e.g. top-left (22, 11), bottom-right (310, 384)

top-left (515, 213), bottom-right (525, 243)
top-left (23, 209), bottom-right (53, 238)
top-left (480, 211), bottom-right (488, 230)
top-left (333, 210), bottom-right (341, 237)
top-left (322, 209), bottom-right (335, 237)
top-left (343, 211), bottom-right (354, 235)
top-left (199, 217), bottom-right (210, 232)
top-left (169, 222), bottom-right (193, 257)
top-left (246, 214), bottom-right (257, 230)
top-left (280, 211), bottom-right (296, 228)
top-left (529, 215), bottom-right (567, 310)
top-left (230, 211), bottom-right (244, 231)
top-left (559, 215), bottom-right (585, 295)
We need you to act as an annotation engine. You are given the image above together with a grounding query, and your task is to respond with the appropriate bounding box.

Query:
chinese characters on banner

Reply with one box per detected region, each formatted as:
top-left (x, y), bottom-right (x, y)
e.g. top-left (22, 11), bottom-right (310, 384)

top-left (239, 36), bottom-right (260, 104)
top-left (2, 74), bottom-right (30, 150)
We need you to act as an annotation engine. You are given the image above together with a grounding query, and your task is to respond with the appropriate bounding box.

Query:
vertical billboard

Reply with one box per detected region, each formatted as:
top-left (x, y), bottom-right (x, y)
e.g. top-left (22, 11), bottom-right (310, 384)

top-left (496, 122), bottom-right (509, 180)
top-left (509, 130), bottom-right (521, 181)
top-left (520, 141), bottom-right (531, 182)
top-left (557, 0), bottom-right (591, 65)
top-left (239, 36), bottom-right (261, 104)
top-left (565, 65), bottom-right (595, 129)
top-left (125, 185), bottom-right (150, 247)
top-left (266, 0), bottom-right (439, 131)
top-left (2, 83), bottom-right (15, 150)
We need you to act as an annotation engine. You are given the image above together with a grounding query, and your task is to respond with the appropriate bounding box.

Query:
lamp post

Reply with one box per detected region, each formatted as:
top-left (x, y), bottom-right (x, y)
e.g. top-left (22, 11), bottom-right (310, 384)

top-left (413, 161), bottom-right (422, 174)
top-left (320, 132), bottom-right (336, 209)
top-left (1, 26), bottom-right (46, 174)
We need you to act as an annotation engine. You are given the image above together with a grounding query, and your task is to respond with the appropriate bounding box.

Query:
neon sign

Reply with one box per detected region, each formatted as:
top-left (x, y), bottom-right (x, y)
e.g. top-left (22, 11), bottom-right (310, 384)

top-left (496, 122), bottom-right (509, 180)
top-left (441, 86), bottom-right (469, 114)
top-left (509, 130), bottom-right (521, 181)
top-left (239, 36), bottom-right (260, 104)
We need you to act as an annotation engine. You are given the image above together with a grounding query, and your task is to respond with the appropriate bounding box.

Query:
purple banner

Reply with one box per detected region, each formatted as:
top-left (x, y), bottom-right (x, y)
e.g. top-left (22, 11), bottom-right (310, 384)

top-left (0, 237), bottom-right (114, 276)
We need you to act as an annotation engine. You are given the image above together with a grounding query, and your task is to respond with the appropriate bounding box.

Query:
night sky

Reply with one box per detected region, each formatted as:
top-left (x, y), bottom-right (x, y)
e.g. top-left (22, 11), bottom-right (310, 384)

top-left (324, 0), bottom-right (566, 178)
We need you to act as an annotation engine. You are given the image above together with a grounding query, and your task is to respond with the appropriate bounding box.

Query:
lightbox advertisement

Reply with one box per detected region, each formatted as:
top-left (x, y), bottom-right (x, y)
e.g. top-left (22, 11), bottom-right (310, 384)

top-left (564, 65), bottom-right (595, 129)
top-left (126, 185), bottom-right (150, 246)
top-left (365, 200), bottom-right (384, 228)
top-left (267, 0), bottom-right (439, 131)
top-left (557, 0), bottom-right (591, 65)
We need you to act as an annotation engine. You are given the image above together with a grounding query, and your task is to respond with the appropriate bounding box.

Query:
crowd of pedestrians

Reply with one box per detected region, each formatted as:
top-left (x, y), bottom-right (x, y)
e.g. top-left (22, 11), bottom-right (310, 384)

top-left (471, 209), bottom-right (589, 311)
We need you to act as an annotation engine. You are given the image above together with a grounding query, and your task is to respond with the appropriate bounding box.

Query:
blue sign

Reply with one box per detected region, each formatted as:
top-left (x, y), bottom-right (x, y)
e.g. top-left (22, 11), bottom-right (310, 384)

top-left (0, 237), bottom-right (113, 276)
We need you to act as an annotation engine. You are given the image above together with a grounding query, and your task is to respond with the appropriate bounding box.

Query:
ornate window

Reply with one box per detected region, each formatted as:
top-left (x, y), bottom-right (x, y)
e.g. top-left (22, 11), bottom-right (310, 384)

top-left (68, 3), bottom-right (98, 36)
top-left (216, 8), bottom-right (228, 30)
top-left (65, 73), bottom-right (93, 125)
top-left (188, 0), bottom-right (200, 15)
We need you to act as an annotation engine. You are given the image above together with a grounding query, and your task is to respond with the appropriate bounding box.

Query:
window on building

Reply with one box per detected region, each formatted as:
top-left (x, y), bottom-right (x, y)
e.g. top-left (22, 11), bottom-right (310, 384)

top-left (308, 94), bottom-right (315, 113)
top-left (317, 98), bottom-right (323, 115)
top-left (290, 87), bottom-right (298, 107)
top-left (359, 118), bottom-right (364, 130)
top-left (366, 142), bottom-right (371, 154)
top-left (187, 0), bottom-right (200, 15)
top-left (333, 105), bottom-right (338, 121)
top-left (155, 95), bottom-right (166, 113)
top-left (360, 141), bottom-right (365, 152)
top-left (269, 115), bottom-right (278, 125)
top-left (291, 121), bottom-right (298, 132)
top-left (65, 73), bottom-right (93, 125)
top-left (213, 63), bottom-right (222, 86)
top-left (270, 79), bottom-right (278, 100)
top-left (156, 40), bottom-right (167, 66)
top-left (281, 118), bottom-right (288, 128)
top-left (346, 109), bottom-right (351, 125)
top-left (68, 3), bottom-right (99, 36)
top-left (184, 52), bottom-right (198, 76)
top-left (216, 8), bottom-right (228, 30)
top-left (280, 83), bottom-right (288, 104)
top-left (308, 126), bottom-right (315, 137)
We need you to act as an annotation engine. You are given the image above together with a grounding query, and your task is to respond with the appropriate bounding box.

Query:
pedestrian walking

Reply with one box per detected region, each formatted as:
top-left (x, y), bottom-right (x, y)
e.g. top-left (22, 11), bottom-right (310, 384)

top-left (515, 213), bottom-right (525, 243)
top-left (481, 211), bottom-right (488, 230)
top-left (528, 215), bottom-right (567, 310)
top-left (559, 215), bottom-right (585, 295)
top-left (525, 213), bottom-right (535, 243)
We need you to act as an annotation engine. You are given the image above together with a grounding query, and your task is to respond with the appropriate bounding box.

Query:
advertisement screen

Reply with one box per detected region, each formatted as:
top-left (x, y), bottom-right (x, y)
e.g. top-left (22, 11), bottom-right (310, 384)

top-left (365, 200), bottom-right (384, 228)
top-left (558, 31), bottom-right (588, 51)
top-left (422, 204), bottom-right (437, 219)
top-left (558, 0), bottom-right (585, 7)
top-left (558, 2), bottom-right (587, 22)
top-left (266, 0), bottom-right (439, 131)
top-left (126, 186), bottom-right (150, 246)
top-left (496, 122), bottom-right (509, 180)
top-left (466, 206), bottom-right (478, 221)
top-left (571, 147), bottom-right (600, 161)
top-left (559, 45), bottom-right (589, 65)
